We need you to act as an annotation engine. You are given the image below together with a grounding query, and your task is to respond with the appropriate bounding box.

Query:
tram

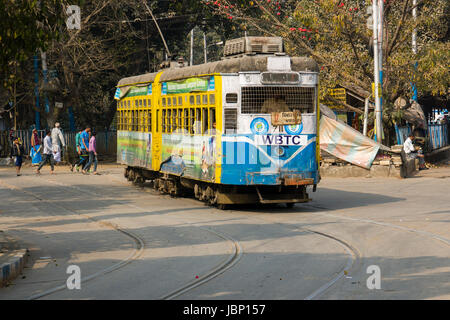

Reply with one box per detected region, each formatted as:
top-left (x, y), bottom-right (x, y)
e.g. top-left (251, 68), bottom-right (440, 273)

top-left (115, 36), bottom-right (320, 208)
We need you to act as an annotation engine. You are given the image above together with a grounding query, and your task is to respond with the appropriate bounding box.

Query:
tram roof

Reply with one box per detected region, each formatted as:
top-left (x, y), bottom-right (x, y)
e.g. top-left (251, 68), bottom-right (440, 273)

top-left (117, 55), bottom-right (318, 87)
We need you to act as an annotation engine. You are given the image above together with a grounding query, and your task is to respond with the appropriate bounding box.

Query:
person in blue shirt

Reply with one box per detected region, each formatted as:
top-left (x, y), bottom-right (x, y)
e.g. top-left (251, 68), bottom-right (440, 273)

top-left (70, 129), bottom-right (86, 172)
top-left (80, 127), bottom-right (91, 174)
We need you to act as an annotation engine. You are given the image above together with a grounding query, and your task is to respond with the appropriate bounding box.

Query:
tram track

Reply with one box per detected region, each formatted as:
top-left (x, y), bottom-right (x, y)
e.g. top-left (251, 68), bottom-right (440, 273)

top-left (0, 178), bottom-right (145, 300)
top-left (0, 173), bottom-right (244, 300)
top-left (41, 174), bottom-right (362, 300)
top-left (5, 169), bottom-right (447, 300)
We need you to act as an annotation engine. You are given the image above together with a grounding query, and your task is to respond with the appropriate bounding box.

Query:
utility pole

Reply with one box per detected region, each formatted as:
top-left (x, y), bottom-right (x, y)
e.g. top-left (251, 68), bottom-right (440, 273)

top-left (40, 50), bottom-right (50, 114)
top-left (190, 29), bottom-right (194, 66)
top-left (412, 0), bottom-right (418, 101)
top-left (378, 0), bottom-right (383, 132)
top-left (34, 55), bottom-right (41, 130)
top-left (372, 0), bottom-right (382, 143)
top-left (363, 97), bottom-right (370, 136)
top-left (203, 32), bottom-right (207, 64)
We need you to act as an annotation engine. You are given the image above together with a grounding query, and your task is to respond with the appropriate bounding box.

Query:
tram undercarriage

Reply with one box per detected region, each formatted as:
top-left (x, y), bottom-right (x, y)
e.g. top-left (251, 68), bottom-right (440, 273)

top-left (124, 166), bottom-right (311, 209)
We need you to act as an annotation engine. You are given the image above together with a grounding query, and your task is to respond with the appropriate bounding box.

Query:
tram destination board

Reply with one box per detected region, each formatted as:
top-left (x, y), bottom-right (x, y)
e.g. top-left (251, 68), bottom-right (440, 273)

top-left (271, 110), bottom-right (302, 126)
top-left (261, 72), bottom-right (299, 84)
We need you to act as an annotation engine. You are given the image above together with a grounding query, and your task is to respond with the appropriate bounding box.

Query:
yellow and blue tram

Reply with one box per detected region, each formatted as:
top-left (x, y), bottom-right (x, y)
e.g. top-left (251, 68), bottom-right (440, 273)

top-left (115, 37), bottom-right (320, 208)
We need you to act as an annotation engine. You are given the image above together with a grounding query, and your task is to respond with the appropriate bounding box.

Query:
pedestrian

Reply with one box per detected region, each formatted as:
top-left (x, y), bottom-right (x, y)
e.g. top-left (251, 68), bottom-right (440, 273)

top-left (10, 137), bottom-right (25, 176)
top-left (30, 128), bottom-right (42, 166)
top-left (83, 131), bottom-right (99, 175)
top-left (80, 127), bottom-right (91, 174)
top-left (403, 133), bottom-right (428, 170)
top-left (36, 130), bottom-right (55, 174)
top-left (51, 122), bottom-right (66, 163)
top-left (70, 129), bottom-right (86, 172)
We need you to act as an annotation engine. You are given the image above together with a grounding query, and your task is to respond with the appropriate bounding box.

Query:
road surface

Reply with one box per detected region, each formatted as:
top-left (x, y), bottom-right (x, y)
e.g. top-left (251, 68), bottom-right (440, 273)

top-left (0, 164), bottom-right (449, 300)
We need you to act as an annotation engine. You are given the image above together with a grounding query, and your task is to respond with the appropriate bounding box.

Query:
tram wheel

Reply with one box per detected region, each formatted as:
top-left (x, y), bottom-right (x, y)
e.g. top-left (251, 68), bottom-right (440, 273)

top-left (285, 203), bottom-right (295, 209)
top-left (127, 169), bottom-right (135, 181)
top-left (217, 204), bottom-right (229, 210)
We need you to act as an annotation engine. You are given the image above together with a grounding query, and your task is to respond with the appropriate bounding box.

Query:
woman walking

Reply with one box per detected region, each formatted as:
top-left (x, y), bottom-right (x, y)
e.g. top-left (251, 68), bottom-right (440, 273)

top-left (30, 128), bottom-right (42, 166)
top-left (83, 131), bottom-right (99, 175)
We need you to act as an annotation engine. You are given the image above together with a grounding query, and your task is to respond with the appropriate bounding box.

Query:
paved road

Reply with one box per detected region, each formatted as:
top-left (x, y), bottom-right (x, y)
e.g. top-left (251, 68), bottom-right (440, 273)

top-left (0, 164), bottom-right (448, 300)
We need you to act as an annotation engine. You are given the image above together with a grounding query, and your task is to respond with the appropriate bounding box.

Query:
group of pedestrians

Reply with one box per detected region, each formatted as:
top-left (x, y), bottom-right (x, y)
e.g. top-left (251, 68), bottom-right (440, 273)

top-left (9, 123), bottom-right (99, 176)
top-left (70, 127), bottom-right (99, 175)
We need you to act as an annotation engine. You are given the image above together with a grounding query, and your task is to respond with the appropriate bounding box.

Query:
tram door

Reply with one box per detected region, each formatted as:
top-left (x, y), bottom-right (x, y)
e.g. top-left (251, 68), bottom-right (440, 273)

top-left (151, 74), bottom-right (163, 171)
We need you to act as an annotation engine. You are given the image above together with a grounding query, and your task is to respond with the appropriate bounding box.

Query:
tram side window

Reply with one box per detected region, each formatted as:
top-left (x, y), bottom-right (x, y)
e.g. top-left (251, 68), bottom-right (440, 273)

top-left (196, 95), bottom-right (201, 105)
top-left (226, 93), bottom-right (238, 103)
top-left (189, 109), bottom-right (195, 134)
top-left (178, 97), bottom-right (182, 106)
top-left (184, 109), bottom-right (189, 132)
top-left (162, 97), bottom-right (166, 107)
top-left (189, 95), bottom-right (195, 105)
top-left (202, 108), bottom-right (208, 134)
top-left (172, 109), bottom-right (177, 132)
top-left (134, 110), bottom-right (138, 131)
top-left (139, 99), bottom-right (143, 108)
top-left (209, 94), bottom-right (215, 105)
top-left (167, 109), bottom-right (171, 133)
top-left (147, 111), bottom-right (152, 132)
top-left (202, 95), bottom-right (208, 105)
top-left (178, 109), bottom-right (183, 132)
top-left (139, 110), bottom-right (144, 131)
top-left (194, 108), bottom-right (202, 134)
top-left (209, 108), bottom-right (216, 132)
top-left (173, 97), bottom-right (177, 107)
top-left (143, 99), bottom-right (147, 107)
top-left (147, 99), bottom-right (151, 107)
top-left (162, 110), bottom-right (166, 133)
top-left (168, 97), bottom-right (172, 106)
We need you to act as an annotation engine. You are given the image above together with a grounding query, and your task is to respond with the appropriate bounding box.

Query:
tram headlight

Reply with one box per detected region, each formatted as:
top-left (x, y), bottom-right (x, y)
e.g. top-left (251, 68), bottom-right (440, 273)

top-left (273, 146), bottom-right (285, 158)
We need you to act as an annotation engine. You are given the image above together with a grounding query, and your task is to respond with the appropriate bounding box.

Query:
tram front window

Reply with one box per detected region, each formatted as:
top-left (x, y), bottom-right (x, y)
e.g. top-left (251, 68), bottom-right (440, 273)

top-left (241, 86), bottom-right (315, 114)
top-left (261, 95), bottom-right (290, 113)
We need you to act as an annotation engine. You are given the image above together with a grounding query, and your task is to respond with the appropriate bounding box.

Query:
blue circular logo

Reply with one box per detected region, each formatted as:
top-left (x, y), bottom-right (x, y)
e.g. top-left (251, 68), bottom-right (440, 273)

top-left (284, 123), bottom-right (303, 135)
top-left (250, 117), bottom-right (269, 135)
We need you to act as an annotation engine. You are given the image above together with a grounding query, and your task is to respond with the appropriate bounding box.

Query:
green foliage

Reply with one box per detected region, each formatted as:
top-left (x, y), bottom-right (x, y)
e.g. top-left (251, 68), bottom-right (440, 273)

top-left (0, 0), bottom-right (63, 77)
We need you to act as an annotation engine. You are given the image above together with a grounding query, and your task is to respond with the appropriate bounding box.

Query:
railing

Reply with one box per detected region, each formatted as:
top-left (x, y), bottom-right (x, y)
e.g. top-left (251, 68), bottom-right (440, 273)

top-left (0, 130), bottom-right (117, 158)
top-left (428, 124), bottom-right (449, 151)
top-left (395, 125), bottom-right (412, 146)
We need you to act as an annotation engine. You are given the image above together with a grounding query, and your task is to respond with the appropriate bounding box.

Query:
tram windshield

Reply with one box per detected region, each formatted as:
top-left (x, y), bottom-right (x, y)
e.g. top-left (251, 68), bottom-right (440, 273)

top-left (241, 86), bottom-right (315, 114)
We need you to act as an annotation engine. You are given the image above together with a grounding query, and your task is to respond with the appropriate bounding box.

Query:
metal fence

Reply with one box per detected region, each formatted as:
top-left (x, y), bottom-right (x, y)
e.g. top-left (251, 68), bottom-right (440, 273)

top-left (0, 130), bottom-right (116, 158)
top-left (396, 124), bottom-right (449, 151)
top-left (428, 124), bottom-right (449, 150)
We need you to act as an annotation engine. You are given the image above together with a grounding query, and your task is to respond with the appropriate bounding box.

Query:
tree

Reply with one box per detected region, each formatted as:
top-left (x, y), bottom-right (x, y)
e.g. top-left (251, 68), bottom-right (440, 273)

top-left (205, 0), bottom-right (449, 141)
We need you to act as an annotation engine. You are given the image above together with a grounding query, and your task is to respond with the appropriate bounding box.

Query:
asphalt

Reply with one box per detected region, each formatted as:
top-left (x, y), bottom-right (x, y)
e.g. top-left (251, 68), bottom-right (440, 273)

top-left (0, 162), bottom-right (448, 300)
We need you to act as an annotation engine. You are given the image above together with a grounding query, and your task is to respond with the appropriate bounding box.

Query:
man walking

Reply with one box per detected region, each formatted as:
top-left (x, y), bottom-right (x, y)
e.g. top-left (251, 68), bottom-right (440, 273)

top-left (80, 127), bottom-right (91, 174)
top-left (70, 129), bottom-right (86, 172)
top-left (51, 122), bottom-right (66, 163)
top-left (10, 137), bottom-right (25, 176)
top-left (36, 130), bottom-right (55, 174)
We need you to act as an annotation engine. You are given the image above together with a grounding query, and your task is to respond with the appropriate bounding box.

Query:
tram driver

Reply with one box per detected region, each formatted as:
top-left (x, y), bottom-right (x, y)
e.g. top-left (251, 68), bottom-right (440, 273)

top-left (261, 94), bottom-right (290, 114)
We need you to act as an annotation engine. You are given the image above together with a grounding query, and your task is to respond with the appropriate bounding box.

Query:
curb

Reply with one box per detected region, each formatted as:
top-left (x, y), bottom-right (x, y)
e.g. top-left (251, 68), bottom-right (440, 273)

top-left (0, 249), bottom-right (28, 288)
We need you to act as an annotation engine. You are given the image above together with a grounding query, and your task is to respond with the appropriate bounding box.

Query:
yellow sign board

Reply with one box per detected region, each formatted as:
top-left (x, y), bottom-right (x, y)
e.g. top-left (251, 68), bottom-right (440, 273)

top-left (372, 83), bottom-right (382, 98)
top-left (325, 88), bottom-right (346, 109)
